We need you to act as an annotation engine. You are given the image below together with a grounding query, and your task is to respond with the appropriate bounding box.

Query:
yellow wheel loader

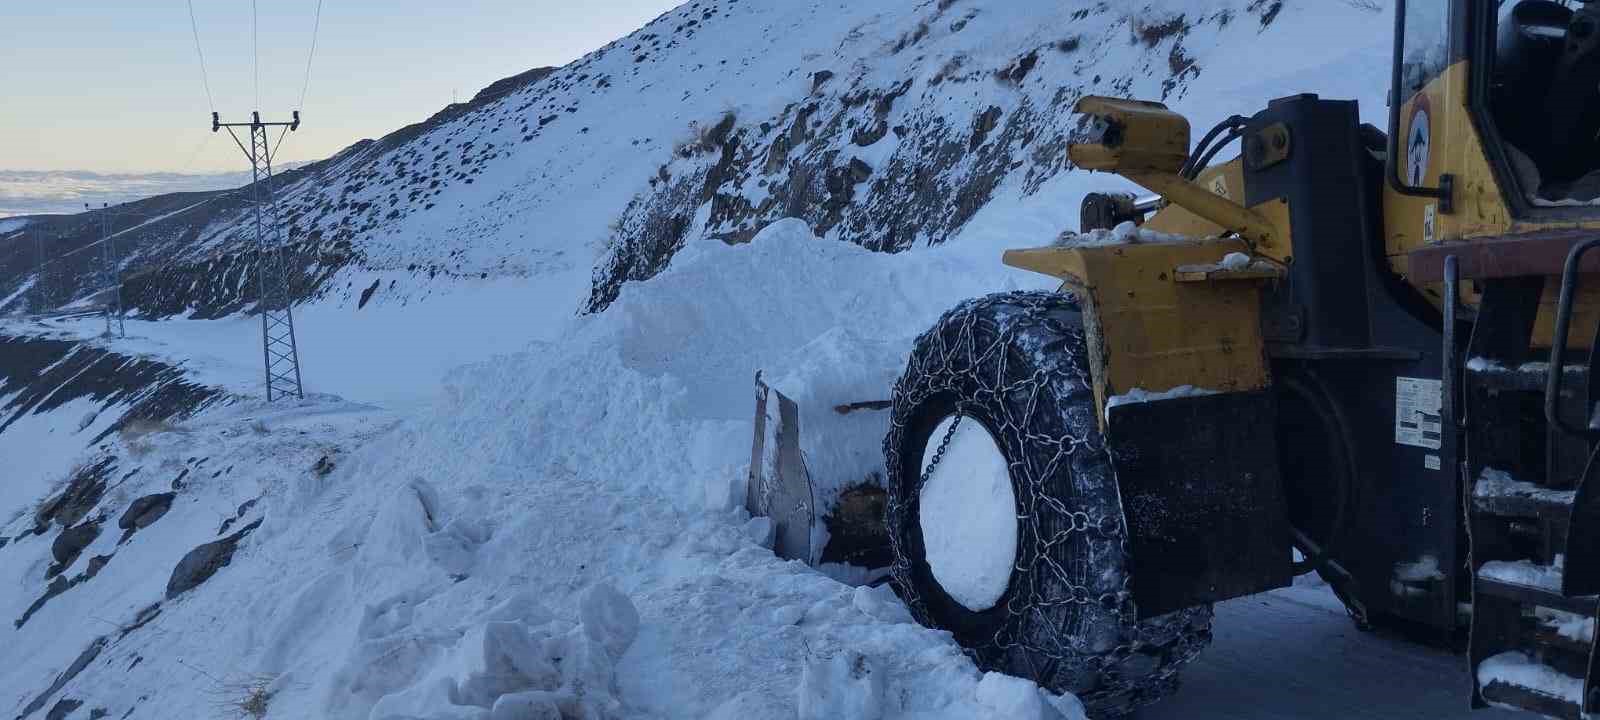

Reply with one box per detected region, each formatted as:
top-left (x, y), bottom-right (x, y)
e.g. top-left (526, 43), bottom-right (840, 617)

top-left (749, 1), bottom-right (1600, 716)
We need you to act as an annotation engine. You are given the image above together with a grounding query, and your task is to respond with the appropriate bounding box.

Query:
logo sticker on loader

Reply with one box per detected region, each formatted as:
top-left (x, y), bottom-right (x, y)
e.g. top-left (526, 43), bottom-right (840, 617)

top-left (1395, 377), bottom-right (1443, 450)
top-left (1407, 100), bottom-right (1431, 186)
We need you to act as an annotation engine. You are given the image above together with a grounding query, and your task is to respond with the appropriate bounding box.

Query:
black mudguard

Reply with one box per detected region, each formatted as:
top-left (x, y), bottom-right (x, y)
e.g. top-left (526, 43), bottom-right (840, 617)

top-left (1106, 390), bottom-right (1291, 618)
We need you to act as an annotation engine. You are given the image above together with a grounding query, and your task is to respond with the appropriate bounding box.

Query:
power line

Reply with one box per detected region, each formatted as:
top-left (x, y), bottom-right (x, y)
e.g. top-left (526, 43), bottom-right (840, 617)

top-left (253, 0), bottom-right (260, 110)
top-left (185, 0), bottom-right (217, 111)
top-left (297, 0), bottom-right (325, 110)
top-left (176, 132), bottom-right (213, 174)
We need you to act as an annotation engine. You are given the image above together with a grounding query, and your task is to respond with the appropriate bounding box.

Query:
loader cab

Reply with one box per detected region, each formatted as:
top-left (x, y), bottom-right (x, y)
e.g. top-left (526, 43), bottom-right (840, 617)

top-left (1390, 0), bottom-right (1600, 244)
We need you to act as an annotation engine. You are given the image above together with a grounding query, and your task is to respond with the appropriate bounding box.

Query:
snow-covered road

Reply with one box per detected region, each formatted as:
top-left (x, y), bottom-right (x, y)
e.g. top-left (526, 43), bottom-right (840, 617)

top-left (1144, 583), bottom-right (1522, 720)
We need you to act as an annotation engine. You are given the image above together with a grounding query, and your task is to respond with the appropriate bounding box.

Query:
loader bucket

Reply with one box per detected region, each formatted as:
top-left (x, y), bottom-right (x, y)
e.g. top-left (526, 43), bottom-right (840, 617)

top-left (748, 372), bottom-right (816, 564)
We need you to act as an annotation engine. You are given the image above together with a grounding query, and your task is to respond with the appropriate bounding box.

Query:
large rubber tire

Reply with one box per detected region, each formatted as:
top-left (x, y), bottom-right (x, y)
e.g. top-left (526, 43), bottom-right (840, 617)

top-left (884, 291), bottom-right (1212, 718)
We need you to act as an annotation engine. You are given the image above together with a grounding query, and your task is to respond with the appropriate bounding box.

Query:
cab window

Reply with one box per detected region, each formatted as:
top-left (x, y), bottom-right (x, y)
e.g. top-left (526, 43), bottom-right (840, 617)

top-left (1487, 1), bottom-right (1600, 205)
top-left (1400, 0), bottom-right (1452, 100)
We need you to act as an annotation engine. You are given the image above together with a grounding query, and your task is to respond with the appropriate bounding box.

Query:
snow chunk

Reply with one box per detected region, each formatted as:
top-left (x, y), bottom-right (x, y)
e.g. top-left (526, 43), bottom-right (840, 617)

top-left (1536, 608), bottom-right (1597, 643)
top-left (490, 691), bottom-right (563, 719)
top-left (1475, 468), bottom-right (1575, 505)
top-left (1220, 252), bottom-right (1252, 270)
top-left (579, 582), bottom-right (640, 660)
top-left (1105, 385), bottom-right (1220, 421)
top-left (1394, 555), bottom-right (1444, 582)
top-left (1480, 556), bottom-right (1565, 592)
top-left (851, 584), bottom-right (913, 625)
top-left (1465, 358), bottom-right (1569, 375)
top-left (918, 415), bottom-right (1017, 612)
top-left (799, 650), bottom-right (885, 720)
top-left (976, 673), bottom-right (1050, 719)
top-left (482, 591), bottom-right (556, 627)
top-left (425, 516), bottom-right (493, 576)
top-left (1053, 221), bottom-right (1187, 247)
top-left (1478, 651), bottom-right (1583, 705)
top-left (743, 516), bottom-right (775, 549)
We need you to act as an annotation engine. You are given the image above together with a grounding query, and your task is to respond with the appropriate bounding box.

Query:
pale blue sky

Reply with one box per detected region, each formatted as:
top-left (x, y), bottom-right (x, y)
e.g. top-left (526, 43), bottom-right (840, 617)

top-left (0, 1), bottom-right (681, 174)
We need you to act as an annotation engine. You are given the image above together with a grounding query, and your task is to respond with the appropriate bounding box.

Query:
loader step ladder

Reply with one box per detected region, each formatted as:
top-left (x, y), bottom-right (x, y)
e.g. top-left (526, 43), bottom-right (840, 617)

top-left (1464, 241), bottom-right (1600, 719)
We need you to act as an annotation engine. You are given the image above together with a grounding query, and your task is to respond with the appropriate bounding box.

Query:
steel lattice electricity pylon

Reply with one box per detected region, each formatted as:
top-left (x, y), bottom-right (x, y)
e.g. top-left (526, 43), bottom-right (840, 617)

top-left (214, 110), bottom-right (304, 401)
top-left (87, 203), bottom-right (126, 338)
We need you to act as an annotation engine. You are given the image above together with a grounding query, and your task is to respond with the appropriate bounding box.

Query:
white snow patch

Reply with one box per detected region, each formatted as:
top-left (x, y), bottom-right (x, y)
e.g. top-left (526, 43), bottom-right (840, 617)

top-left (1475, 467), bottom-right (1576, 505)
top-left (1053, 221), bottom-right (1189, 248)
top-left (1535, 607), bottom-right (1597, 644)
top-left (1478, 651), bottom-right (1583, 705)
top-left (1220, 252), bottom-right (1252, 269)
top-left (1105, 385), bottom-right (1220, 421)
top-left (918, 415), bottom-right (1018, 613)
top-left (1479, 556), bottom-right (1565, 592)
top-left (1394, 555), bottom-right (1445, 583)
top-left (799, 650), bottom-right (886, 720)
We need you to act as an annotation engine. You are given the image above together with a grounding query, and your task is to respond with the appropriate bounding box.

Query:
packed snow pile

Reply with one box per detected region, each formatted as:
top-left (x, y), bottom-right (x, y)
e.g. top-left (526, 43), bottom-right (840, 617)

top-left (0, 220), bottom-right (1084, 719)
top-left (0, 0), bottom-right (1403, 717)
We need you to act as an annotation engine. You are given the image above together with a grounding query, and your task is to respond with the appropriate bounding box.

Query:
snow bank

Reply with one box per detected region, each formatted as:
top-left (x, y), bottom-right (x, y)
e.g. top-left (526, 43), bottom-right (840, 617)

top-left (0, 219), bottom-right (1077, 719)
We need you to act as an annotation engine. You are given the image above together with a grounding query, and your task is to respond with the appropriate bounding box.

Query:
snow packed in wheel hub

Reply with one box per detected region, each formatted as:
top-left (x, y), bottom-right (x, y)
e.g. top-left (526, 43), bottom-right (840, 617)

top-left (917, 414), bottom-right (1018, 613)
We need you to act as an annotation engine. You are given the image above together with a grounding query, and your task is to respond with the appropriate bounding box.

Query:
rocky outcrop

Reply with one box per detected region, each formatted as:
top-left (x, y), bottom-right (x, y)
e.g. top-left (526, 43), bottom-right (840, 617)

top-left (0, 336), bottom-right (223, 445)
top-left (33, 458), bottom-right (115, 532)
top-left (16, 636), bottom-right (106, 719)
top-left (50, 522), bottom-right (100, 570)
top-left (584, 4), bottom-right (1250, 312)
top-left (117, 493), bottom-right (175, 544)
top-left (165, 518), bottom-right (263, 600)
top-left (119, 237), bottom-right (355, 320)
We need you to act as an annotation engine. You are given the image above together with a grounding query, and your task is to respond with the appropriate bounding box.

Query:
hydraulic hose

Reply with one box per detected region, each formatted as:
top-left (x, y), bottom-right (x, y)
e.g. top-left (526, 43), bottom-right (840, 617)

top-left (1182, 115), bottom-right (1249, 179)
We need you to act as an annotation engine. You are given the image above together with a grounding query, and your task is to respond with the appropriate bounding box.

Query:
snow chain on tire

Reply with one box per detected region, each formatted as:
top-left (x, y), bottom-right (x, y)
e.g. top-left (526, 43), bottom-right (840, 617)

top-left (884, 290), bottom-right (1212, 718)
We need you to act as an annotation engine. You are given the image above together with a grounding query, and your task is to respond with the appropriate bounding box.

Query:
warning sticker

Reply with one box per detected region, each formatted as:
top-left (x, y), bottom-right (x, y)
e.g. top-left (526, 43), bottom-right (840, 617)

top-left (1209, 174), bottom-right (1230, 199)
top-left (1396, 377), bottom-right (1443, 450)
top-left (1425, 454), bottom-right (1442, 471)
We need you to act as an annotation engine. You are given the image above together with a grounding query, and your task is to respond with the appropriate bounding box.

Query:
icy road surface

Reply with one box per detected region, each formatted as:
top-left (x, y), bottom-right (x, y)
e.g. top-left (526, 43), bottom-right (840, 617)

top-left (1143, 581), bottom-right (1522, 720)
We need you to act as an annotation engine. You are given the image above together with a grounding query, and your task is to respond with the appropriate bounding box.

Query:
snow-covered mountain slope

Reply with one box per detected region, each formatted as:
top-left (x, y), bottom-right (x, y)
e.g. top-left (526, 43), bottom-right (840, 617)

top-left (0, 1), bottom-right (1402, 718)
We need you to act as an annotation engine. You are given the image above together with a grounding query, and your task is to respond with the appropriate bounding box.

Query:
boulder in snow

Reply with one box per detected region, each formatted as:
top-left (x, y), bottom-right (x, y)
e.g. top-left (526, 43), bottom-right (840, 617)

top-left (165, 519), bottom-right (261, 599)
top-left (51, 521), bottom-right (100, 567)
top-left (118, 492), bottom-right (175, 531)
